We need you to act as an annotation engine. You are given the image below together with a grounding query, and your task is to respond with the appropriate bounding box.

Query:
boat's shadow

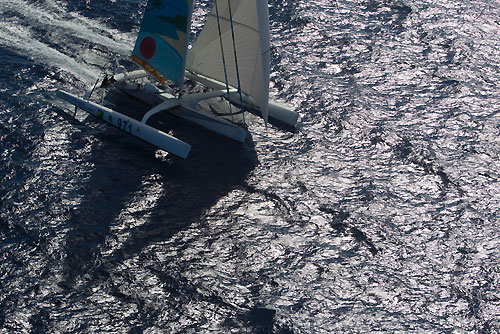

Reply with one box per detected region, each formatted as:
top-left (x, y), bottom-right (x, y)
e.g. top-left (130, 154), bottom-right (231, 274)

top-left (59, 92), bottom-right (259, 289)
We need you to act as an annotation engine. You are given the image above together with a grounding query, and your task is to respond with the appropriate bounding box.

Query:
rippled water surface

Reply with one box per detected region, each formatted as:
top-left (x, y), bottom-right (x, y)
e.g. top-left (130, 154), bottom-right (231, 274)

top-left (1, 0), bottom-right (500, 333)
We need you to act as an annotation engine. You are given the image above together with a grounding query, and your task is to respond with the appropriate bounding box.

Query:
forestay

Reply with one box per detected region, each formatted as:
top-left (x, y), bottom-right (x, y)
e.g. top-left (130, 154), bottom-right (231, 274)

top-left (186, 0), bottom-right (271, 122)
top-left (132, 0), bottom-right (194, 88)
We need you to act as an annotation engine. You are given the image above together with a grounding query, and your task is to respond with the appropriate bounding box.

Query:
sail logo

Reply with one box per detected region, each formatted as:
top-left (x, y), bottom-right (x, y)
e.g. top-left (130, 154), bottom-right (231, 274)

top-left (140, 37), bottom-right (157, 59)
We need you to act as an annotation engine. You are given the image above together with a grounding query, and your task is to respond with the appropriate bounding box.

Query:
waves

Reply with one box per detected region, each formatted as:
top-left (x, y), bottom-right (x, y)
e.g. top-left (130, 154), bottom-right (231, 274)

top-left (1, 0), bottom-right (500, 332)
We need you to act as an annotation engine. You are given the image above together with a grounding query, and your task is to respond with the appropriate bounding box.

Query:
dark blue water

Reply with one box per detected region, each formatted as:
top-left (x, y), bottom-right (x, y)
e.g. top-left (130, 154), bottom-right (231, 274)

top-left (1, 0), bottom-right (500, 333)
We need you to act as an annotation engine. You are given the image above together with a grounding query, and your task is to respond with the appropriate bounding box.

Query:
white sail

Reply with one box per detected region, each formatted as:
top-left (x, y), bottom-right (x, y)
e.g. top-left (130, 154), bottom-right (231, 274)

top-left (186, 0), bottom-right (270, 122)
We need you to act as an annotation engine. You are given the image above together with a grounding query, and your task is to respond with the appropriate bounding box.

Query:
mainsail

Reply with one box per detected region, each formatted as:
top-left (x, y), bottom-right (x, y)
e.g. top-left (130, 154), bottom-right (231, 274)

top-left (132, 0), bottom-right (194, 88)
top-left (186, 0), bottom-right (271, 122)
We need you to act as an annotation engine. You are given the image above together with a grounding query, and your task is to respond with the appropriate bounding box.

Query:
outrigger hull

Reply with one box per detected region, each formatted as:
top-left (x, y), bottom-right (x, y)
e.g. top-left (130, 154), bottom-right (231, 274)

top-left (56, 69), bottom-right (298, 159)
top-left (57, 90), bottom-right (191, 159)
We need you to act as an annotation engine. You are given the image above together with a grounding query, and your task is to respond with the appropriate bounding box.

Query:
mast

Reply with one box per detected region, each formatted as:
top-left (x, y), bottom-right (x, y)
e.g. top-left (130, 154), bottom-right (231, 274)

top-left (256, 0), bottom-right (270, 123)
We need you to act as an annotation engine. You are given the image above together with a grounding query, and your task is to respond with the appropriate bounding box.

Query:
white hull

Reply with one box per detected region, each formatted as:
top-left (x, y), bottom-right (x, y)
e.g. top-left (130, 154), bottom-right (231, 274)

top-left (57, 90), bottom-right (191, 159)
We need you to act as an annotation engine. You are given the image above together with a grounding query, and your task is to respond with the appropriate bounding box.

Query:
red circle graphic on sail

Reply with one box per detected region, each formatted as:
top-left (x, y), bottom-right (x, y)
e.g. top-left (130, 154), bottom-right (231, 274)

top-left (140, 37), bottom-right (156, 59)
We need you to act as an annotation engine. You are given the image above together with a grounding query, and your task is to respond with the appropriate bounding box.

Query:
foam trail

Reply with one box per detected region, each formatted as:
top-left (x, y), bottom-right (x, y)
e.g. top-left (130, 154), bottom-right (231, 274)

top-left (0, 0), bottom-right (136, 83)
top-left (0, 23), bottom-right (99, 83)
top-left (2, 0), bottom-right (134, 53)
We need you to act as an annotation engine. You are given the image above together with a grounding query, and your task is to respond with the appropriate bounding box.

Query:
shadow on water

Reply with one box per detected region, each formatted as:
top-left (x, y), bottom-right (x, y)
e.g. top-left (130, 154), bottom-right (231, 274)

top-left (52, 87), bottom-right (285, 333)
top-left (58, 92), bottom-right (259, 290)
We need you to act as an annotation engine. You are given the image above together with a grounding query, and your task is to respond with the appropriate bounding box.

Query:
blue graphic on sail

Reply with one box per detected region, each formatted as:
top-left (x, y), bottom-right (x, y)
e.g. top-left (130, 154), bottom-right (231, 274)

top-left (131, 0), bottom-right (193, 87)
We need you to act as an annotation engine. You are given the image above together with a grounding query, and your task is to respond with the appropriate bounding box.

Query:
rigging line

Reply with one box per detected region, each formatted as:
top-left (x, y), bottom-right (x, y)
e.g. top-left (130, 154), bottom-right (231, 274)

top-left (214, 0), bottom-right (235, 122)
top-left (179, 0), bottom-right (195, 98)
top-left (226, 0), bottom-right (246, 124)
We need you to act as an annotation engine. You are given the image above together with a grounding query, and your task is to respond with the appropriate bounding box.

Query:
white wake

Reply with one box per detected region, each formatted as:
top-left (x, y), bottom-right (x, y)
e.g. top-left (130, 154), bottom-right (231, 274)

top-left (0, 0), bottom-right (136, 83)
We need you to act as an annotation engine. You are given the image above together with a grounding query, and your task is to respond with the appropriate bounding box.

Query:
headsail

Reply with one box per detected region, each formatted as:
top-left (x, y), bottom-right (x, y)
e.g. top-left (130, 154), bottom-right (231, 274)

top-left (132, 0), bottom-right (194, 88)
top-left (186, 0), bottom-right (271, 122)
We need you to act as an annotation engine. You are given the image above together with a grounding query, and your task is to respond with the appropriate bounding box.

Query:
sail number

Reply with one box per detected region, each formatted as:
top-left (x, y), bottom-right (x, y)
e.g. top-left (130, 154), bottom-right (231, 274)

top-left (117, 117), bottom-right (133, 133)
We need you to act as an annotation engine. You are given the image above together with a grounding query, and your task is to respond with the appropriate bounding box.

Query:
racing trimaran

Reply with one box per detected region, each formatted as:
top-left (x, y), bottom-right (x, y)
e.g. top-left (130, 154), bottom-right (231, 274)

top-left (57, 0), bottom-right (298, 159)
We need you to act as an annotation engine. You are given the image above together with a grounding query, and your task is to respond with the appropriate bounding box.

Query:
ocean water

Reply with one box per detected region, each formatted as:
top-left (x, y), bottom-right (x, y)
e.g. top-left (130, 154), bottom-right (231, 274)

top-left (1, 0), bottom-right (500, 333)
